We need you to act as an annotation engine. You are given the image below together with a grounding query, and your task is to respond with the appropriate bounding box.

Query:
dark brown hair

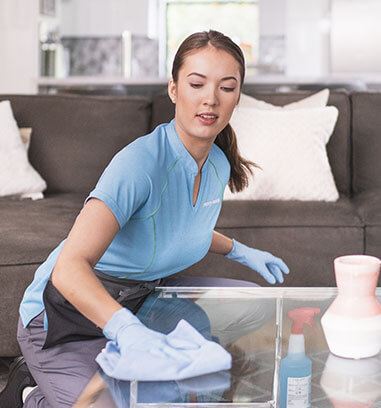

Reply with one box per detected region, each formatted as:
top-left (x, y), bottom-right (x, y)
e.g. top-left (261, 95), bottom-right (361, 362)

top-left (171, 29), bottom-right (258, 193)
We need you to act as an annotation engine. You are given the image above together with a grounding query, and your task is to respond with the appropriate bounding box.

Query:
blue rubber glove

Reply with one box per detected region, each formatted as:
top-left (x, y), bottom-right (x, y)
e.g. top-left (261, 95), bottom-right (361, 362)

top-left (103, 308), bottom-right (167, 354)
top-left (225, 239), bottom-right (289, 284)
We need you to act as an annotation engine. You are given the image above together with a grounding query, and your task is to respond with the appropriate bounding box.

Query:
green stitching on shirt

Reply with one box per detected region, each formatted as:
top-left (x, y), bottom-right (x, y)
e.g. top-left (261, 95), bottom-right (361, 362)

top-left (130, 171), bottom-right (153, 221)
top-left (134, 158), bottom-right (181, 272)
top-left (209, 159), bottom-right (225, 197)
top-left (143, 215), bottom-right (157, 272)
top-left (136, 157), bottom-right (181, 219)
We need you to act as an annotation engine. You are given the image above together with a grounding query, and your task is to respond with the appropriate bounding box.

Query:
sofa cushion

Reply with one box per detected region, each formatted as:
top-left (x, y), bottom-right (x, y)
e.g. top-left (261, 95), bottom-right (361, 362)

top-left (0, 95), bottom-right (152, 194)
top-left (217, 197), bottom-right (362, 228)
top-left (0, 263), bottom-right (38, 356)
top-left (180, 226), bottom-right (364, 287)
top-left (352, 92), bottom-right (381, 194)
top-left (151, 91), bottom-right (351, 197)
top-left (365, 226), bottom-right (381, 257)
top-left (353, 189), bottom-right (381, 225)
top-left (0, 193), bottom-right (86, 265)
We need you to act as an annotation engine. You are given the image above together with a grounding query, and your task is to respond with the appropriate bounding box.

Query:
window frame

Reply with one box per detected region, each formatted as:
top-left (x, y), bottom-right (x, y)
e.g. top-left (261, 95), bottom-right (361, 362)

top-left (150, 0), bottom-right (258, 78)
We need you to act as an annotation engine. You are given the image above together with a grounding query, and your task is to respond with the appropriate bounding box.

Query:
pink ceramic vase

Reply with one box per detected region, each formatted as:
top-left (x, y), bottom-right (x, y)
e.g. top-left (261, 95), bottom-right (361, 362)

top-left (321, 255), bottom-right (381, 359)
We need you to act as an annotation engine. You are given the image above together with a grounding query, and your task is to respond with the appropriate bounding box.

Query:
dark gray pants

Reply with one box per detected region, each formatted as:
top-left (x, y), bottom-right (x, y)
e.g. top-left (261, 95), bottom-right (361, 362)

top-left (17, 311), bottom-right (106, 407)
top-left (17, 277), bottom-right (259, 407)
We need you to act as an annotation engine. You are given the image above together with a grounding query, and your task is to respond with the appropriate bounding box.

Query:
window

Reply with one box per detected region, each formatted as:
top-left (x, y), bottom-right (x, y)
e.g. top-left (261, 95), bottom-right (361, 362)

top-left (157, 0), bottom-right (259, 77)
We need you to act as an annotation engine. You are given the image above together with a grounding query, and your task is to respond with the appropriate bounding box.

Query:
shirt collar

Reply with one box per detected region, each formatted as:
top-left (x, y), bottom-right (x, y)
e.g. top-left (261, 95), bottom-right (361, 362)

top-left (166, 118), bottom-right (210, 175)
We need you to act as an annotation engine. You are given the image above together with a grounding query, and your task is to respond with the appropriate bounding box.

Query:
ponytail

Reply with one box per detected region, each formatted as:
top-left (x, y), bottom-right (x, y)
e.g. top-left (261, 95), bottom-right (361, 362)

top-left (214, 124), bottom-right (259, 193)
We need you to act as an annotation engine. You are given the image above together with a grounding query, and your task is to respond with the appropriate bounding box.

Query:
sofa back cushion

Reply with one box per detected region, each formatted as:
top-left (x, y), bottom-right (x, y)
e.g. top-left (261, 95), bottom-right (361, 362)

top-left (0, 95), bottom-right (151, 193)
top-left (351, 92), bottom-right (381, 194)
top-left (151, 90), bottom-right (351, 197)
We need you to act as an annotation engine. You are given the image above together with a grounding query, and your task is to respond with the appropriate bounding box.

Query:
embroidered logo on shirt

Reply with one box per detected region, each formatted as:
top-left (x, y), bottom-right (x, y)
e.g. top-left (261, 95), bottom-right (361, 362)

top-left (202, 198), bottom-right (221, 207)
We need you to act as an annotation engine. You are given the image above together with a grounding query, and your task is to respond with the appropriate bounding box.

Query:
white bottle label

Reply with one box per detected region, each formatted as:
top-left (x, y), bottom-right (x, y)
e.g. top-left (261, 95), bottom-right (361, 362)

top-left (286, 375), bottom-right (311, 408)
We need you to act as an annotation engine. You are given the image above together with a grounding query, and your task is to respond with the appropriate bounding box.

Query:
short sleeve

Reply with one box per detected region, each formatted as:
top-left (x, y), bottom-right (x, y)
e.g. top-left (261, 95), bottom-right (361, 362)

top-left (84, 150), bottom-right (151, 229)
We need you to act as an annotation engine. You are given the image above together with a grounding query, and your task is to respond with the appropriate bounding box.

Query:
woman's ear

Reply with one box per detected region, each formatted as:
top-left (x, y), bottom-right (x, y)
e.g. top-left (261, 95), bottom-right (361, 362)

top-left (167, 78), bottom-right (177, 104)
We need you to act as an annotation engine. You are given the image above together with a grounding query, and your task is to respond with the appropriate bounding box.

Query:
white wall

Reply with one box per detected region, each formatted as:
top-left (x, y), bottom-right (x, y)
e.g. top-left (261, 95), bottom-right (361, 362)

top-left (259, 0), bottom-right (286, 36)
top-left (61, 0), bottom-right (149, 37)
top-left (331, 0), bottom-right (381, 73)
top-left (0, 0), bottom-right (39, 93)
top-left (285, 0), bottom-right (331, 76)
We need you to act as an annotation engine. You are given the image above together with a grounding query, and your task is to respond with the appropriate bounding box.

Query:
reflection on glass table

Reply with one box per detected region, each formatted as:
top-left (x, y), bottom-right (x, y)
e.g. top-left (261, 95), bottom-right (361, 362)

top-left (279, 288), bottom-right (381, 408)
top-left (74, 287), bottom-right (381, 408)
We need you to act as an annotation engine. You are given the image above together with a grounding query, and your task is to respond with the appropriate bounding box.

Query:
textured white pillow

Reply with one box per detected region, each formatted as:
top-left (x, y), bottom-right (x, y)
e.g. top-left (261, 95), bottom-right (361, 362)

top-left (224, 106), bottom-right (340, 201)
top-left (0, 101), bottom-right (47, 197)
top-left (238, 88), bottom-right (329, 110)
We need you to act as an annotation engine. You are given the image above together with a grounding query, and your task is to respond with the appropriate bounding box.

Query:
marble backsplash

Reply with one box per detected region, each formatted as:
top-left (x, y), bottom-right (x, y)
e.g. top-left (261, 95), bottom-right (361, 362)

top-left (60, 34), bottom-right (281, 77)
top-left (61, 35), bottom-right (158, 77)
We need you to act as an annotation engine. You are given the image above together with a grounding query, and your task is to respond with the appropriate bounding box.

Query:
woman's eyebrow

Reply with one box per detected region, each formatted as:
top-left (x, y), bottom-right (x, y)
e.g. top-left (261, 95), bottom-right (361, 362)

top-left (187, 72), bottom-right (237, 82)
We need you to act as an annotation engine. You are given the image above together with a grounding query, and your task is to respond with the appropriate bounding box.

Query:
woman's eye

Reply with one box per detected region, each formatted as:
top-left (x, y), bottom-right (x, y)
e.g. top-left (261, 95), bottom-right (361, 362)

top-left (190, 84), bottom-right (235, 92)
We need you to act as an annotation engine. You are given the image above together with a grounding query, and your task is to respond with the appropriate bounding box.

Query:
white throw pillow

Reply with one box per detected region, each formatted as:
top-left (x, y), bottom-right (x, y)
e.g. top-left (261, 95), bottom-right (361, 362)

top-left (224, 106), bottom-right (340, 201)
top-left (238, 88), bottom-right (329, 110)
top-left (0, 101), bottom-right (47, 198)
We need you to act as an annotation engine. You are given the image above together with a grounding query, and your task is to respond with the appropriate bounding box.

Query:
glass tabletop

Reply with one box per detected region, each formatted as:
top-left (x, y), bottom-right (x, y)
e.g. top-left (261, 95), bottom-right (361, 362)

top-left (74, 287), bottom-right (381, 408)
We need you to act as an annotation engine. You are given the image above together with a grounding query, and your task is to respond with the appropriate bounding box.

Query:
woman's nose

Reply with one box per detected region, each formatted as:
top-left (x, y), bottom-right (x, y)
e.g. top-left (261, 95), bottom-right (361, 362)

top-left (203, 92), bottom-right (218, 106)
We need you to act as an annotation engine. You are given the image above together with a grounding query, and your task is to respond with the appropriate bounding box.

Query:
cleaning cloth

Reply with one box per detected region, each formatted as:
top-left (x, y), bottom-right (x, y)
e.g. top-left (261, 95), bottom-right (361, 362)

top-left (96, 319), bottom-right (231, 381)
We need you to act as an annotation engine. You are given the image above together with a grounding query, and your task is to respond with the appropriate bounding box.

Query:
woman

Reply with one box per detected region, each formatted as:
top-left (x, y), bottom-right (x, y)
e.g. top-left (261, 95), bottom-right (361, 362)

top-left (4, 30), bottom-right (289, 407)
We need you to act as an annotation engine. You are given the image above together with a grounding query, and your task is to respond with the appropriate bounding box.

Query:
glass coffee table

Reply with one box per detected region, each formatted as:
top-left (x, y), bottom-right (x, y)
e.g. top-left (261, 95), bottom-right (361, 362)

top-left (74, 287), bottom-right (381, 408)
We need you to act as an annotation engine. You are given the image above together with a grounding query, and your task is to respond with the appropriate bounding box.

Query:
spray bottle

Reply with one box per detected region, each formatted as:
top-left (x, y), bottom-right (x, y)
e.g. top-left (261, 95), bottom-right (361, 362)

top-left (279, 307), bottom-right (320, 408)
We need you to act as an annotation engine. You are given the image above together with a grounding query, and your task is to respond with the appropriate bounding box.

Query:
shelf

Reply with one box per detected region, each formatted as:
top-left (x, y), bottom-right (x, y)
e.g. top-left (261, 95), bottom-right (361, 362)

top-left (36, 74), bottom-right (380, 87)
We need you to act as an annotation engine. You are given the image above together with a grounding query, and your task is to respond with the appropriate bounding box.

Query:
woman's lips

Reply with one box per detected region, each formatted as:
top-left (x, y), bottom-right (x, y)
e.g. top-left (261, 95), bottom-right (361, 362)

top-left (196, 114), bottom-right (218, 126)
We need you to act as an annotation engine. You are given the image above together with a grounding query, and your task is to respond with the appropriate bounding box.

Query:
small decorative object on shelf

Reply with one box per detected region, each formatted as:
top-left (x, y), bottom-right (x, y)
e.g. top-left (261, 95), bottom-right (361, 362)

top-left (321, 254), bottom-right (381, 359)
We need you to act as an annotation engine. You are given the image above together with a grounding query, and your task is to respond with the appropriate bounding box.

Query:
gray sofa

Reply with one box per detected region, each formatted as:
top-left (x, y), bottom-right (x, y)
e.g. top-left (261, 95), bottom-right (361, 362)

top-left (0, 90), bottom-right (380, 357)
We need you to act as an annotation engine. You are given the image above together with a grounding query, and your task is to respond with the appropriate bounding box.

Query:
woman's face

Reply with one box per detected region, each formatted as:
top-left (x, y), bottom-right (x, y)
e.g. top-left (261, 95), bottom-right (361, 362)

top-left (168, 45), bottom-right (241, 143)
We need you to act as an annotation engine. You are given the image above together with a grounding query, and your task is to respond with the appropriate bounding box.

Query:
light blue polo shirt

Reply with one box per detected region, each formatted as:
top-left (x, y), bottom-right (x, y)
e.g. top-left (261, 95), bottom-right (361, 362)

top-left (19, 119), bottom-right (230, 329)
